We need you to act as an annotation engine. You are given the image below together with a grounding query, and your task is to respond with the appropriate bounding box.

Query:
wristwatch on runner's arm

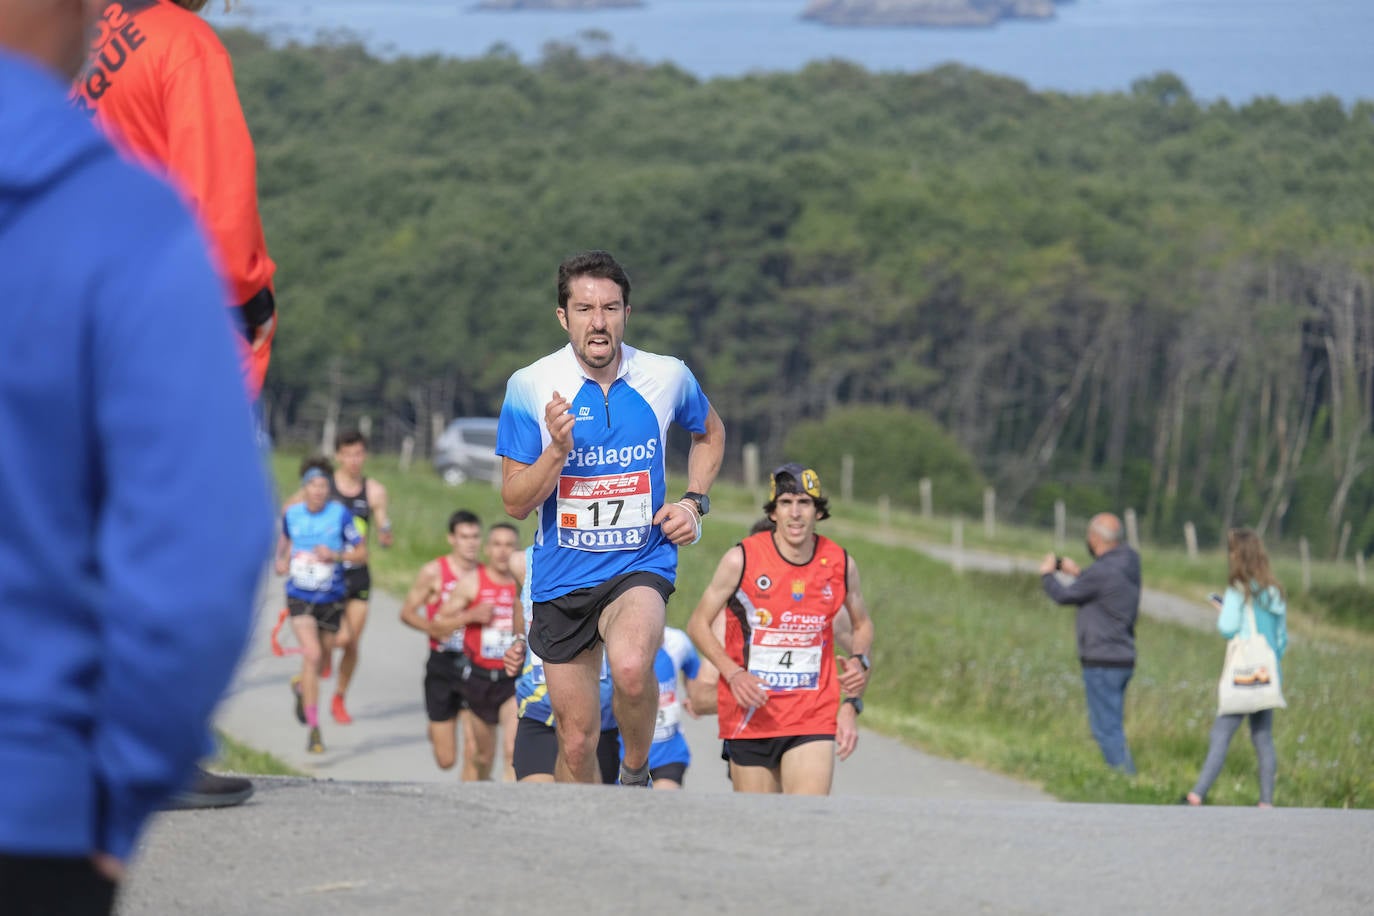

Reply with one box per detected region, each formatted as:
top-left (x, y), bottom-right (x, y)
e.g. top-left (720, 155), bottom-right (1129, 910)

top-left (680, 491), bottom-right (710, 517)
top-left (852, 653), bottom-right (871, 671)
top-left (843, 697), bottom-right (864, 715)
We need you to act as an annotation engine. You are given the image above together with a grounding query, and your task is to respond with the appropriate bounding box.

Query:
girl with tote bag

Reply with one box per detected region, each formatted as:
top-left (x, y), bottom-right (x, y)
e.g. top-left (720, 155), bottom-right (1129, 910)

top-left (1182, 528), bottom-right (1289, 807)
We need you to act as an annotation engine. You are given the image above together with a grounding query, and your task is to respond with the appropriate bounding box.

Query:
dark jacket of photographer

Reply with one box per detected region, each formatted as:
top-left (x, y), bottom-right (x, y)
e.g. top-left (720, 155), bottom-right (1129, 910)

top-left (1041, 545), bottom-right (1141, 668)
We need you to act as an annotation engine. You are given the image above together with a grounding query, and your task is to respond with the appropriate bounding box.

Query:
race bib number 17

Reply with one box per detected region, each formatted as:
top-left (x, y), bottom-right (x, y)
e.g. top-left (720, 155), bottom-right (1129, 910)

top-left (556, 471), bottom-right (653, 552)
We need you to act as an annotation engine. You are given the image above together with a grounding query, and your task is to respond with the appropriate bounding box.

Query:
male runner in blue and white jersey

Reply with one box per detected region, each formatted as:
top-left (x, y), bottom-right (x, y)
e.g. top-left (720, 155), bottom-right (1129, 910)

top-left (628, 626), bottom-right (714, 790)
top-left (274, 457), bottom-right (365, 754)
top-left (505, 548), bottom-right (621, 783)
top-left (497, 250), bottom-right (725, 786)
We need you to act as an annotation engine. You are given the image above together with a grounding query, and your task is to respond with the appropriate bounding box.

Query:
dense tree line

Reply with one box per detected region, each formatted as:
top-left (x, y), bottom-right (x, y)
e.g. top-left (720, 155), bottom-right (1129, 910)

top-left (227, 31), bottom-right (1374, 555)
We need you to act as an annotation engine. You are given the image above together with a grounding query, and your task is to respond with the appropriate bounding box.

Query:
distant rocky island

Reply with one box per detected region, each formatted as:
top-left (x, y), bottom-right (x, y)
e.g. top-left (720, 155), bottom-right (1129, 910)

top-left (802, 0), bottom-right (1059, 28)
top-left (474, 0), bottom-right (643, 10)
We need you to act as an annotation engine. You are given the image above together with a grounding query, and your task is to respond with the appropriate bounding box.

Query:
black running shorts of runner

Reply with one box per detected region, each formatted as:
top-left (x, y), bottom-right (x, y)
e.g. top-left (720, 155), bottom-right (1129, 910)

top-left (529, 570), bottom-right (674, 664)
top-left (287, 597), bottom-right (345, 633)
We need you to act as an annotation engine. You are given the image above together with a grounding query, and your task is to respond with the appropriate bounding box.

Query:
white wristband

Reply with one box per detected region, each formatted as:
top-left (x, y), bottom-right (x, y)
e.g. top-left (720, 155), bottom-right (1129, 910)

top-left (676, 500), bottom-right (703, 545)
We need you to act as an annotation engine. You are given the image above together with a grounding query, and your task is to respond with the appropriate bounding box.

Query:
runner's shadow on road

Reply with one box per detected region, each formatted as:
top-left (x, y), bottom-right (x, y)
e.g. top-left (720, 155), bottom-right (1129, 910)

top-left (350, 702), bottom-right (425, 722)
top-left (311, 733), bottom-right (432, 768)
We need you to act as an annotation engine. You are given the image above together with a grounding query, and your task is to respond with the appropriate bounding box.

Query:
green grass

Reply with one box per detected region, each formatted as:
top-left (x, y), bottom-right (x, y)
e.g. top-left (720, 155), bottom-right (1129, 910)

top-left (268, 452), bottom-right (1374, 807)
top-left (213, 730), bottom-right (303, 777)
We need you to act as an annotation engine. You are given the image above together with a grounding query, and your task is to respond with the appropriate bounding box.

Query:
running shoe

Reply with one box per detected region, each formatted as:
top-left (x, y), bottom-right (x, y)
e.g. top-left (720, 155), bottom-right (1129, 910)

top-left (331, 693), bottom-right (353, 725)
top-left (162, 768), bottom-right (254, 810)
top-left (617, 763), bottom-right (652, 787)
top-left (290, 675), bottom-right (305, 724)
top-left (307, 726), bottom-right (324, 754)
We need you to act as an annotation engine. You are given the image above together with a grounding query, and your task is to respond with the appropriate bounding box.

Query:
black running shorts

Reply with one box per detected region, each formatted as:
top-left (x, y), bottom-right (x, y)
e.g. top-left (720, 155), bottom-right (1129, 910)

top-left (462, 671), bottom-right (517, 725)
top-left (287, 597), bottom-right (345, 633)
top-left (342, 566), bottom-right (371, 602)
top-left (512, 717), bottom-right (621, 784)
top-left (529, 571), bottom-right (674, 664)
top-left (424, 650), bottom-right (468, 722)
top-left (722, 734), bottom-right (834, 771)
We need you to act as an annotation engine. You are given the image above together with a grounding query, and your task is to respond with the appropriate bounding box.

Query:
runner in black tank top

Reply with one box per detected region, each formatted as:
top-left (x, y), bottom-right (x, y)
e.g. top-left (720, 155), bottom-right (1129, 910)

top-left (325, 431), bottom-right (393, 725)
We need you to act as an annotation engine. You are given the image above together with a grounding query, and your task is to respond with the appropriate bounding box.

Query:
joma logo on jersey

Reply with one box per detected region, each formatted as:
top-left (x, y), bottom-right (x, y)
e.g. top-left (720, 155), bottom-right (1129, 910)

top-left (559, 527), bottom-right (646, 549)
top-left (569, 477), bottom-right (641, 497)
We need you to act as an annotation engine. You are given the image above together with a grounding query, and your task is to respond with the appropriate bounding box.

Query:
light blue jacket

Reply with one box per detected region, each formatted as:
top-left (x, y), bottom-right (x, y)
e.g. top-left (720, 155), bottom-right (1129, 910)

top-left (1219, 583), bottom-right (1288, 683)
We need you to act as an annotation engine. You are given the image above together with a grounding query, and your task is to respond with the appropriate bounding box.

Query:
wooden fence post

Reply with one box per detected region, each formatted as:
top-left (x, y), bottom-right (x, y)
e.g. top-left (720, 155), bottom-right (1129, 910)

top-left (742, 443), bottom-right (759, 492)
top-left (983, 488), bottom-right (996, 539)
top-left (920, 478), bottom-right (932, 520)
top-left (399, 435), bottom-right (415, 472)
top-left (1124, 508), bottom-right (1139, 550)
top-left (1054, 499), bottom-right (1066, 553)
top-left (1184, 522), bottom-right (1198, 561)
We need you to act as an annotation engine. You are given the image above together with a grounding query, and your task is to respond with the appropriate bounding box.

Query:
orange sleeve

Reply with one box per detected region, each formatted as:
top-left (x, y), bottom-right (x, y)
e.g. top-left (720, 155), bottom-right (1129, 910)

top-left (161, 47), bottom-right (275, 307)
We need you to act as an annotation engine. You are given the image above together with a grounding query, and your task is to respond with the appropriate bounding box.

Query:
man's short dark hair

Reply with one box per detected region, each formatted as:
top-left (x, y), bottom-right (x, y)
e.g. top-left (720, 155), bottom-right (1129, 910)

top-left (299, 455), bottom-right (333, 478)
top-left (488, 522), bottom-right (520, 541)
top-left (335, 429), bottom-right (367, 451)
top-left (448, 509), bottom-right (481, 534)
top-left (557, 250), bottom-right (631, 311)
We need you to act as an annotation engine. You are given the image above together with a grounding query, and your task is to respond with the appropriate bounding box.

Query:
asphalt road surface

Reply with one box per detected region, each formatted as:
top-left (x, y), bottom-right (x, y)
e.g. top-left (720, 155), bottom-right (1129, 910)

top-left (115, 568), bottom-right (1371, 914)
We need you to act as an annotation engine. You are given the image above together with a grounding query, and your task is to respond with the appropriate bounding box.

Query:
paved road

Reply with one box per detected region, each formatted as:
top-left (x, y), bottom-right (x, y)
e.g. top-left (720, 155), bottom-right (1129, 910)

top-left (121, 778), bottom-right (1374, 915)
top-left (216, 574), bottom-right (1050, 801)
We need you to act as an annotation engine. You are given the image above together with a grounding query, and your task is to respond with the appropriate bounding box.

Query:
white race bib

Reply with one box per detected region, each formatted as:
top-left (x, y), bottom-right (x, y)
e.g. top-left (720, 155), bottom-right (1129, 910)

top-left (556, 471), bottom-right (654, 552)
top-left (480, 625), bottom-right (516, 660)
top-left (289, 552), bottom-right (334, 591)
top-left (654, 683), bottom-right (682, 742)
top-left (748, 628), bottom-right (823, 691)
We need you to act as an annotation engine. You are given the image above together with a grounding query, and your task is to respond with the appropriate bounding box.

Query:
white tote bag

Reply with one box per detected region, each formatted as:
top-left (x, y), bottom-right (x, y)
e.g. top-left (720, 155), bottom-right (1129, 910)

top-left (1217, 597), bottom-right (1286, 715)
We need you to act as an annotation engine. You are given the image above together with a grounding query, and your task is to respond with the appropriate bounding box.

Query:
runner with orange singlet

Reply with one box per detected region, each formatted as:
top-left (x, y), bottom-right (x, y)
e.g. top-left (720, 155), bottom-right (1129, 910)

top-left (686, 464), bottom-right (875, 796)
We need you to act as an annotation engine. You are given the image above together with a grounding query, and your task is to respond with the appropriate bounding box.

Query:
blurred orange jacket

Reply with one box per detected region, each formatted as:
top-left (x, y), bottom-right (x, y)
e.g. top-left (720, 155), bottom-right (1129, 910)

top-left (72, 0), bottom-right (276, 397)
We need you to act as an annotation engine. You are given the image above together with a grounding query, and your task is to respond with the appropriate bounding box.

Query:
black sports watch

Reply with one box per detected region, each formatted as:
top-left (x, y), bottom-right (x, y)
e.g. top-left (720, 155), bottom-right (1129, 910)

top-left (852, 653), bottom-right (871, 671)
top-left (681, 491), bottom-right (710, 517)
top-left (843, 697), bottom-right (864, 715)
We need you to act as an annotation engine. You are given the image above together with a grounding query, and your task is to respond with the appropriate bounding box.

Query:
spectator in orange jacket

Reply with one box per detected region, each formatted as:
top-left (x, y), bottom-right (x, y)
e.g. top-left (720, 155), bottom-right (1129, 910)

top-left (71, 0), bottom-right (276, 398)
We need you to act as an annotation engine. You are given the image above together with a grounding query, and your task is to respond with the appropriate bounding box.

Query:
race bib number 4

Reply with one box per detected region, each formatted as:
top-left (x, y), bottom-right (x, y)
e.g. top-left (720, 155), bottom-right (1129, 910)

top-left (748, 628), bottom-right (823, 691)
top-left (556, 471), bottom-right (653, 552)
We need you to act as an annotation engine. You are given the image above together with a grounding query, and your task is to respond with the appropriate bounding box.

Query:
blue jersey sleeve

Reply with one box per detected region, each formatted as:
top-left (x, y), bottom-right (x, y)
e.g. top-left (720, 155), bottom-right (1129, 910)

top-left (674, 362), bottom-right (711, 435)
top-left (496, 372), bottom-right (544, 465)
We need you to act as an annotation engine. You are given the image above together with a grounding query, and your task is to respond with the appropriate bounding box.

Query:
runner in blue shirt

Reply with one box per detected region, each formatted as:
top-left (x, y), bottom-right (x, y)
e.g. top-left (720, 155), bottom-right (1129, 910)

top-left (497, 250), bottom-right (725, 786)
top-left (623, 626), bottom-right (715, 789)
top-left (506, 548), bottom-right (621, 783)
top-left (274, 457), bottom-right (365, 754)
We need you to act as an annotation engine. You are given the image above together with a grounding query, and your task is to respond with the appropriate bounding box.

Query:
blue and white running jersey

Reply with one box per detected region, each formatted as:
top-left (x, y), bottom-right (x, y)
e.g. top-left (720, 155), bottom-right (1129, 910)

top-left (496, 343), bottom-right (712, 602)
top-left (282, 501), bottom-right (360, 603)
top-left (515, 546), bottom-right (616, 730)
top-left (622, 626), bottom-right (700, 770)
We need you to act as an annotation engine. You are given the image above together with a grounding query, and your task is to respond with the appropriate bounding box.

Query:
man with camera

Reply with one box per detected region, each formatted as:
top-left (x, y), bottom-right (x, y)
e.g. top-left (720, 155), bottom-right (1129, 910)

top-left (1039, 513), bottom-right (1141, 774)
